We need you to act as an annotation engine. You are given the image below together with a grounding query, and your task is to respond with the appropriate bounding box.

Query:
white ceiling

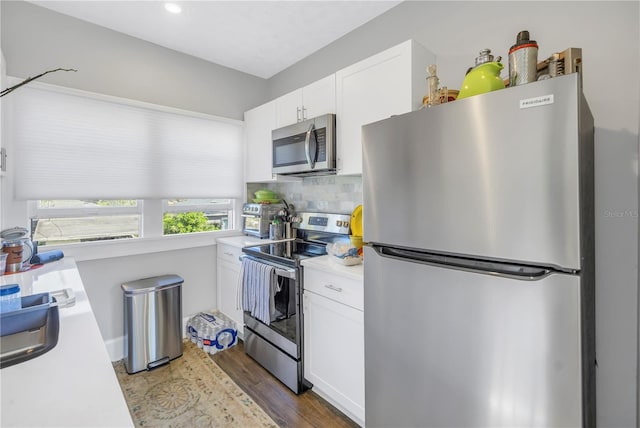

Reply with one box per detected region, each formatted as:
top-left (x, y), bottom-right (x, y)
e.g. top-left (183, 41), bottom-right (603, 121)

top-left (28, 0), bottom-right (402, 79)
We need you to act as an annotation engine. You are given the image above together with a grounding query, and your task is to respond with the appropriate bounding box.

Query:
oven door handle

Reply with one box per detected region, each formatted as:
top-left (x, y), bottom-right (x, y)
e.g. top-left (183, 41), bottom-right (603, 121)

top-left (304, 122), bottom-right (317, 169)
top-left (239, 255), bottom-right (298, 279)
top-left (274, 267), bottom-right (297, 279)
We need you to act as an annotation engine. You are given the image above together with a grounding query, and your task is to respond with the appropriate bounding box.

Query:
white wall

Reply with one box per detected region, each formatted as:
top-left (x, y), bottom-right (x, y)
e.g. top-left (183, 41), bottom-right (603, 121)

top-left (269, 2), bottom-right (639, 427)
top-left (0, 1), bottom-right (269, 120)
top-left (77, 246), bottom-right (217, 359)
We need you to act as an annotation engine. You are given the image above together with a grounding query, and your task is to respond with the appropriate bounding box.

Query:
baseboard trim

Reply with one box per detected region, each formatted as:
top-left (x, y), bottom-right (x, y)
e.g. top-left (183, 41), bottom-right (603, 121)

top-left (105, 336), bottom-right (125, 362)
top-left (310, 385), bottom-right (364, 427)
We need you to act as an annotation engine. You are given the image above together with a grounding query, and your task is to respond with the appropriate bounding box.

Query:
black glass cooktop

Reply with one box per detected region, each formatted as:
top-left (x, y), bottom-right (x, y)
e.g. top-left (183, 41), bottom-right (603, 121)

top-left (242, 240), bottom-right (327, 267)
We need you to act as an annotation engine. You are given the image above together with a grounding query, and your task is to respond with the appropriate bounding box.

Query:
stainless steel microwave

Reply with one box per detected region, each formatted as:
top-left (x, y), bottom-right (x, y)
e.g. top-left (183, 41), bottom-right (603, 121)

top-left (272, 113), bottom-right (336, 176)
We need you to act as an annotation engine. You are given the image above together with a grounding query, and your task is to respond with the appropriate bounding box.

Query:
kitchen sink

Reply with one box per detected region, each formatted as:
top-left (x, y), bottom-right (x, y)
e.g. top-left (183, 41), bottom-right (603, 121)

top-left (0, 293), bottom-right (60, 369)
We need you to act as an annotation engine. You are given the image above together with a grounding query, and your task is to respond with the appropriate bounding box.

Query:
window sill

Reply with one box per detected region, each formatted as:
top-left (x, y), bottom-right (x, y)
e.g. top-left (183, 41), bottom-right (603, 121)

top-left (40, 230), bottom-right (244, 262)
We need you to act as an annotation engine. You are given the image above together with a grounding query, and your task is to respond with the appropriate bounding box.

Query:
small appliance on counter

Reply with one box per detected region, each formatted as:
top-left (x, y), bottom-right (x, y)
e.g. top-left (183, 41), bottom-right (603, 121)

top-left (241, 203), bottom-right (284, 239)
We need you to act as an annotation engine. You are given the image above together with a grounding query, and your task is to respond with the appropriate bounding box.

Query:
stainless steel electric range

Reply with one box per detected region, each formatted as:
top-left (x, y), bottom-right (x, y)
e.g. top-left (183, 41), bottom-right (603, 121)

top-left (240, 212), bottom-right (351, 394)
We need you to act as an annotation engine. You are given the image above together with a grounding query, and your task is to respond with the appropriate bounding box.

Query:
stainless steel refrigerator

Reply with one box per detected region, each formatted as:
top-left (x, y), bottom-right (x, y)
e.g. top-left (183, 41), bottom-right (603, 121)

top-left (362, 73), bottom-right (595, 427)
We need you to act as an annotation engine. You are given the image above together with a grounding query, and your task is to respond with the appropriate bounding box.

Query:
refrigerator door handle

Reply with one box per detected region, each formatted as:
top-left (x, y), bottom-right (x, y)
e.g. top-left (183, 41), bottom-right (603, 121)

top-left (372, 245), bottom-right (559, 281)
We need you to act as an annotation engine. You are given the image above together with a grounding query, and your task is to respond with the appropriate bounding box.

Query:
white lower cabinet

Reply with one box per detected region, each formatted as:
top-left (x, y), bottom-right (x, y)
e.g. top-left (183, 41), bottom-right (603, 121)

top-left (303, 266), bottom-right (364, 426)
top-left (216, 244), bottom-right (244, 331)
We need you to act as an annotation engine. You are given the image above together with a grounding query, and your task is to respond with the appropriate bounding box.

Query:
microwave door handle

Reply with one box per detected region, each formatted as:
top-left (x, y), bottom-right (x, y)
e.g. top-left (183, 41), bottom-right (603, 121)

top-left (305, 123), bottom-right (317, 169)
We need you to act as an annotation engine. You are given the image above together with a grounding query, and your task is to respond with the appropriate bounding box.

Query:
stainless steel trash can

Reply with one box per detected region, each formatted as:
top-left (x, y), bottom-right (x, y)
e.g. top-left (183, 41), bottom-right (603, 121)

top-left (122, 274), bottom-right (183, 374)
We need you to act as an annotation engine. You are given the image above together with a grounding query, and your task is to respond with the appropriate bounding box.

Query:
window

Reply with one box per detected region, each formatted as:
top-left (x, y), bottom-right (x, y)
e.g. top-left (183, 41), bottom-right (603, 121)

top-left (32, 200), bottom-right (141, 246)
top-left (8, 81), bottom-right (244, 248)
top-left (163, 199), bottom-right (234, 235)
top-left (30, 198), bottom-right (237, 246)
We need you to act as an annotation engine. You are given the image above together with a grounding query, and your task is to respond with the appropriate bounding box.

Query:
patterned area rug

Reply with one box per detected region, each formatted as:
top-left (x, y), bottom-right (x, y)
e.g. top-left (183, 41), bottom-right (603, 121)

top-left (113, 340), bottom-right (278, 428)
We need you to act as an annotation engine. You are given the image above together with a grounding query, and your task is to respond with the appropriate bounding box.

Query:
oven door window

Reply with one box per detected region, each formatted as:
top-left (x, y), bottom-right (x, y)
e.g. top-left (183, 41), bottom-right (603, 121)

top-left (242, 266), bottom-right (298, 343)
top-left (269, 275), bottom-right (297, 342)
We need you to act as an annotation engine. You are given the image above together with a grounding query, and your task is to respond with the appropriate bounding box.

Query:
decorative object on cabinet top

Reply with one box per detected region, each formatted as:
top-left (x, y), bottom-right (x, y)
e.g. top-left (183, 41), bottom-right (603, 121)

top-left (253, 189), bottom-right (281, 204)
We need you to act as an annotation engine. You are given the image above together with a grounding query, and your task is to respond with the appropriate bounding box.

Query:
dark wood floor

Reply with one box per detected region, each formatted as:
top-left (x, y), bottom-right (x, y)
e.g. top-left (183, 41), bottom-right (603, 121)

top-left (210, 340), bottom-right (359, 428)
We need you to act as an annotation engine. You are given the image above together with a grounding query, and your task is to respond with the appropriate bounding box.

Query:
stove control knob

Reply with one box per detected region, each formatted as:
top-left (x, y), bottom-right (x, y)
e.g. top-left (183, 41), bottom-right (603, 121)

top-left (336, 220), bottom-right (343, 227)
top-left (344, 221), bottom-right (349, 229)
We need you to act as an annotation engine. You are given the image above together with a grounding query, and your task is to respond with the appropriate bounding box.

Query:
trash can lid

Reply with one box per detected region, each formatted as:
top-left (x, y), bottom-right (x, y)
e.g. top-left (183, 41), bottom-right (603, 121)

top-left (121, 274), bottom-right (184, 295)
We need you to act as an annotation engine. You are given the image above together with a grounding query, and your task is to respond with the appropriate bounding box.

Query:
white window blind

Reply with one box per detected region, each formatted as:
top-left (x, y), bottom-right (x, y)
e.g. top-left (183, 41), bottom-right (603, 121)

top-left (10, 84), bottom-right (244, 200)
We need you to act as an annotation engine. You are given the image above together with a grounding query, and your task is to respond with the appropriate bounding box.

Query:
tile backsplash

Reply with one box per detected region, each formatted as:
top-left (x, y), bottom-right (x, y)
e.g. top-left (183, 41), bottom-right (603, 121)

top-left (247, 176), bottom-right (362, 214)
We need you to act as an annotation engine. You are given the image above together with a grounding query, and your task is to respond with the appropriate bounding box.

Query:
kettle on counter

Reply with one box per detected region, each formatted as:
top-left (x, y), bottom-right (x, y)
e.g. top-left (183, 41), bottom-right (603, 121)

top-left (457, 48), bottom-right (506, 100)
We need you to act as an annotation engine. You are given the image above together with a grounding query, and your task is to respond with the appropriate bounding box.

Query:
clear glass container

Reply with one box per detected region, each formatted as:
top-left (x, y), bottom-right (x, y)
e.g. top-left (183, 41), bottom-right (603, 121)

top-left (0, 284), bottom-right (22, 313)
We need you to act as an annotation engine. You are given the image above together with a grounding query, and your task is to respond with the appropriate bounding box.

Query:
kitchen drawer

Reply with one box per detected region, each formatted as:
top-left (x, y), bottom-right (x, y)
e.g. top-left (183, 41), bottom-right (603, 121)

top-left (217, 244), bottom-right (242, 265)
top-left (304, 267), bottom-right (363, 311)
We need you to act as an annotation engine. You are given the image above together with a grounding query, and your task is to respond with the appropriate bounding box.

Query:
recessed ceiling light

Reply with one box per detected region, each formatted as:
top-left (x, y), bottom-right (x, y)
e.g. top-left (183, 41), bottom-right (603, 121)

top-left (164, 3), bottom-right (182, 14)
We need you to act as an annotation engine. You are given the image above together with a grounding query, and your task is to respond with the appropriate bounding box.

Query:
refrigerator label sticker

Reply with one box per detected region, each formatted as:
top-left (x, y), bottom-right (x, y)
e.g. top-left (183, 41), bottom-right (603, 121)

top-left (520, 94), bottom-right (554, 109)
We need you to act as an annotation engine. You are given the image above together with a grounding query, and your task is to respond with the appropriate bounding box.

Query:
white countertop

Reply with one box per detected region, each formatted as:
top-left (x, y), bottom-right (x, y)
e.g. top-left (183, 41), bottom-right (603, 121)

top-left (1, 258), bottom-right (134, 428)
top-left (219, 235), bottom-right (365, 281)
top-left (301, 255), bottom-right (364, 281)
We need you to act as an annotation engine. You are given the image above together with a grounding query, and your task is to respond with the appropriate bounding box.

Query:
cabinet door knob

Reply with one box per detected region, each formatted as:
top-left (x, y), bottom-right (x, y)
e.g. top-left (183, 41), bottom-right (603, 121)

top-left (324, 284), bottom-right (343, 292)
top-left (296, 107), bottom-right (302, 122)
top-left (224, 252), bottom-right (234, 256)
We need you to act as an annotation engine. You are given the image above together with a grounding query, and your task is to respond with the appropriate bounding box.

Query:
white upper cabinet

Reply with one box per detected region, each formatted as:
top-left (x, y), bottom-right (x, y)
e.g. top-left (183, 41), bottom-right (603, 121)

top-left (275, 74), bottom-right (336, 128)
top-left (244, 100), bottom-right (277, 183)
top-left (335, 40), bottom-right (436, 175)
top-left (243, 40), bottom-right (435, 182)
top-left (275, 89), bottom-right (303, 127)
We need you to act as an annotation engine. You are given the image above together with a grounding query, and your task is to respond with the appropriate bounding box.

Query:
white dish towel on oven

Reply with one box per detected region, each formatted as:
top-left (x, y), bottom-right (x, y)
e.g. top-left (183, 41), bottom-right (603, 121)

top-left (240, 258), bottom-right (280, 325)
